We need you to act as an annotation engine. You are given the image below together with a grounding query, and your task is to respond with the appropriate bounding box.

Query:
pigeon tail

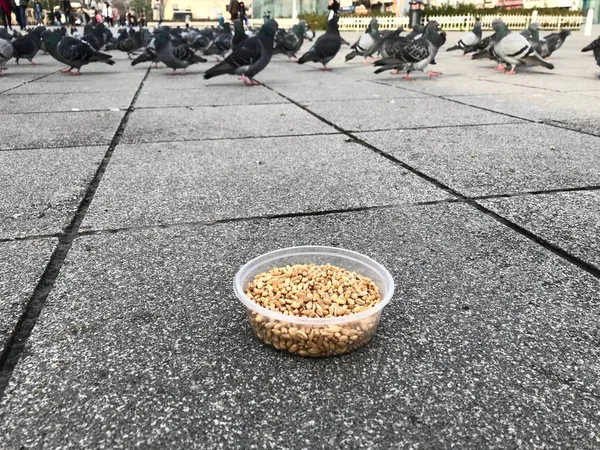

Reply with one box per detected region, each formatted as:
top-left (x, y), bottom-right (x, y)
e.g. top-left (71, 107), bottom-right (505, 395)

top-left (446, 44), bottom-right (461, 52)
top-left (298, 49), bottom-right (317, 64)
top-left (345, 50), bottom-right (358, 61)
top-left (582, 42), bottom-right (594, 52)
top-left (131, 52), bottom-right (153, 66)
top-left (203, 60), bottom-right (235, 79)
top-left (523, 55), bottom-right (554, 70)
top-left (90, 52), bottom-right (115, 65)
top-left (471, 50), bottom-right (490, 60)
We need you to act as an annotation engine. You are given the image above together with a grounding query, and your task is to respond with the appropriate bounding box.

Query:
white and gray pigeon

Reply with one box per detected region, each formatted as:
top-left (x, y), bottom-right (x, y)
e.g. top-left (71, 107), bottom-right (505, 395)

top-left (203, 19), bottom-right (279, 86)
top-left (0, 37), bottom-right (13, 74)
top-left (447, 20), bottom-right (482, 52)
top-left (345, 18), bottom-right (381, 64)
top-left (492, 20), bottom-right (553, 74)
top-left (373, 21), bottom-right (446, 79)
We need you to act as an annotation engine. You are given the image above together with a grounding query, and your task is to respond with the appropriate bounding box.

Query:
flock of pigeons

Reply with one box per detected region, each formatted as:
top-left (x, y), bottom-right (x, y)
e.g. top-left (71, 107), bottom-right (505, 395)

top-left (1, 12), bottom-right (599, 84)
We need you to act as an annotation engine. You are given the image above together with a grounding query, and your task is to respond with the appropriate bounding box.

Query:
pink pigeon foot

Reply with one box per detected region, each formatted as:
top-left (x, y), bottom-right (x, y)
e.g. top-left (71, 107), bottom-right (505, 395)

top-left (30, 61), bottom-right (40, 65)
top-left (70, 71), bottom-right (81, 76)
top-left (494, 64), bottom-right (506, 71)
top-left (505, 70), bottom-right (516, 75)
top-left (427, 71), bottom-right (440, 77)
top-left (61, 67), bottom-right (73, 73)
top-left (320, 66), bottom-right (332, 71)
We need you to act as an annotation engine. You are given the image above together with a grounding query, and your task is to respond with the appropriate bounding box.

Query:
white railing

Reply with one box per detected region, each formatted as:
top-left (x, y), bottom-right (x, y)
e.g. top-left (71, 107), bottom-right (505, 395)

top-left (148, 12), bottom-right (585, 32)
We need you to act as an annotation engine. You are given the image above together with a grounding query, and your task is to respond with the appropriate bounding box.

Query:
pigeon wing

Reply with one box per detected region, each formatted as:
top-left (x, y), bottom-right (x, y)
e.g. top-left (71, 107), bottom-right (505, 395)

top-left (314, 33), bottom-right (342, 58)
top-left (224, 37), bottom-right (263, 68)
top-left (57, 37), bottom-right (94, 62)
top-left (12, 36), bottom-right (36, 56)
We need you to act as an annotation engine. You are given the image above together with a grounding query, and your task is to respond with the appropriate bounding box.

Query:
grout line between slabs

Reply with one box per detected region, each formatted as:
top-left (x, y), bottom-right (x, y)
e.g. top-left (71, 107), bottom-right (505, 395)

top-left (260, 81), bottom-right (600, 283)
top-left (0, 66), bottom-right (152, 400)
top-left (0, 70), bottom-right (60, 95)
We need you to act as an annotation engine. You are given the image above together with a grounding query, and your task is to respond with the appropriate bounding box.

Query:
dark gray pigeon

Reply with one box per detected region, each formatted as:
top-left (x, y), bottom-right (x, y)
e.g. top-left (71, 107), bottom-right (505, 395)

top-left (274, 21), bottom-right (306, 60)
top-left (582, 36), bottom-right (600, 77)
top-left (154, 32), bottom-right (207, 75)
top-left (41, 30), bottom-right (115, 75)
top-left (232, 19), bottom-right (248, 50)
top-left (203, 19), bottom-right (279, 85)
top-left (12, 26), bottom-right (45, 64)
top-left (298, 11), bottom-right (342, 71)
top-left (204, 23), bottom-right (232, 60)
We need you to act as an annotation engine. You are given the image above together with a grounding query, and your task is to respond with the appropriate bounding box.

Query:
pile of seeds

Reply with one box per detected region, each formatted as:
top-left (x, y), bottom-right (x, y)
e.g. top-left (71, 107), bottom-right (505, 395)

top-left (244, 263), bottom-right (383, 357)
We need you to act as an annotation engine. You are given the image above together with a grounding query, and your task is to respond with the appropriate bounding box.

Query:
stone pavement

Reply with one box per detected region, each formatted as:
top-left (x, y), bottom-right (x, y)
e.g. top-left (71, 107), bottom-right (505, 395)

top-left (0, 28), bottom-right (599, 449)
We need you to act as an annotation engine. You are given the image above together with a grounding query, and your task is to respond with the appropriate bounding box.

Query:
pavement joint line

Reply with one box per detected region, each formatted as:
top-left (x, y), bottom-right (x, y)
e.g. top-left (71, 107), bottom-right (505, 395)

top-left (261, 81), bottom-right (600, 281)
top-left (132, 102), bottom-right (291, 110)
top-left (120, 131), bottom-right (343, 145)
top-left (472, 185), bottom-right (600, 201)
top-left (0, 143), bottom-right (109, 153)
top-left (368, 78), bottom-right (600, 139)
top-left (0, 233), bottom-right (63, 244)
top-left (0, 70), bottom-right (60, 95)
top-left (350, 121), bottom-right (525, 134)
top-left (1, 109), bottom-right (128, 116)
top-left (76, 199), bottom-right (463, 237)
top-left (0, 66), bottom-right (152, 401)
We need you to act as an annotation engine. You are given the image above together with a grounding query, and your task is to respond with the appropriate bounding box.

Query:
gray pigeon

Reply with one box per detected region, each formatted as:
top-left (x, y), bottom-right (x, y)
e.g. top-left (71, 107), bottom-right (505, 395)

top-left (154, 32), bottom-right (207, 75)
top-left (0, 37), bottom-right (13, 73)
top-left (581, 36), bottom-right (600, 77)
top-left (492, 20), bottom-right (553, 74)
top-left (345, 18), bottom-right (381, 64)
top-left (203, 19), bottom-right (279, 85)
top-left (204, 23), bottom-right (232, 60)
top-left (273, 21), bottom-right (306, 60)
top-left (298, 11), bottom-right (342, 71)
top-left (373, 21), bottom-right (446, 79)
top-left (41, 30), bottom-right (115, 75)
top-left (447, 20), bottom-right (482, 52)
top-left (539, 29), bottom-right (571, 58)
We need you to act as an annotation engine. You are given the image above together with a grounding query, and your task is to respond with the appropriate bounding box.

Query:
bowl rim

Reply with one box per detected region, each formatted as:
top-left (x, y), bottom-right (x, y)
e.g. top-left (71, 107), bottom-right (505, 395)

top-left (233, 246), bottom-right (395, 325)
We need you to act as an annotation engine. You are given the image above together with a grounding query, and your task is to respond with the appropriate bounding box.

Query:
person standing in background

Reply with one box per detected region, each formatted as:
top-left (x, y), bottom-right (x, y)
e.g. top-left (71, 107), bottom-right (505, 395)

top-left (33, 0), bottom-right (43, 25)
top-left (107, 2), bottom-right (113, 25)
top-left (0, 0), bottom-right (12, 29)
top-left (238, 1), bottom-right (247, 26)
top-left (16, 0), bottom-right (29, 30)
top-left (228, 0), bottom-right (239, 20)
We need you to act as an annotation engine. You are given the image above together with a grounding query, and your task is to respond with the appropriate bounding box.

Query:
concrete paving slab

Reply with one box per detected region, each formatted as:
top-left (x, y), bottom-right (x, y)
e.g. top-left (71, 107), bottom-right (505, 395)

top-left (0, 92), bottom-right (133, 113)
top-left (1, 110), bottom-right (124, 150)
top-left (0, 238), bottom-right (57, 354)
top-left (1, 204), bottom-right (599, 449)
top-left (121, 103), bottom-right (336, 143)
top-left (0, 147), bottom-right (106, 239)
top-left (547, 118), bottom-right (600, 137)
top-left (300, 96), bottom-right (521, 132)
top-left (81, 135), bottom-right (450, 230)
top-left (446, 92), bottom-right (600, 122)
top-left (356, 123), bottom-right (600, 197)
top-left (8, 76), bottom-right (143, 94)
top-left (480, 191), bottom-right (600, 268)
top-left (136, 84), bottom-right (288, 108)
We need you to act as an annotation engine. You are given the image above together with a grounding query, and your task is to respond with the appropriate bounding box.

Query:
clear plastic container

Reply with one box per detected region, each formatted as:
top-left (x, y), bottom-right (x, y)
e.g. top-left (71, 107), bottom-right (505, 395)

top-left (233, 246), bottom-right (395, 357)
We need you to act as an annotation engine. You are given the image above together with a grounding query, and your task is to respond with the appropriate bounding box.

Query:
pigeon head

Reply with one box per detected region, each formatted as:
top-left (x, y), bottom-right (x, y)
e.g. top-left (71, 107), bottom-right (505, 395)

top-left (41, 30), bottom-right (61, 49)
top-left (425, 25), bottom-right (444, 48)
top-left (560, 29), bottom-right (572, 39)
top-left (492, 20), bottom-right (510, 38)
top-left (260, 19), bottom-right (279, 39)
top-left (153, 31), bottom-right (171, 51)
top-left (369, 18), bottom-right (379, 33)
top-left (293, 21), bottom-right (307, 34)
top-left (529, 22), bottom-right (540, 31)
top-left (223, 22), bottom-right (231, 32)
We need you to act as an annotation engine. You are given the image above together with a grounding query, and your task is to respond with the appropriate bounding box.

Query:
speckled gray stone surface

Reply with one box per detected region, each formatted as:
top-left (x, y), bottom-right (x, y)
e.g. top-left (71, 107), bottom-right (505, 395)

top-left (355, 123), bottom-right (600, 197)
top-left (0, 92), bottom-right (133, 114)
top-left (299, 96), bottom-right (521, 132)
top-left (0, 147), bottom-right (106, 239)
top-left (81, 135), bottom-right (450, 230)
top-left (547, 118), bottom-right (600, 137)
top-left (121, 103), bottom-right (336, 143)
top-left (0, 239), bottom-right (57, 354)
top-left (480, 191), bottom-right (600, 268)
top-left (1, 204), bottom-right (599, 449)
top-left (0, 110), bottom-right (125, 150)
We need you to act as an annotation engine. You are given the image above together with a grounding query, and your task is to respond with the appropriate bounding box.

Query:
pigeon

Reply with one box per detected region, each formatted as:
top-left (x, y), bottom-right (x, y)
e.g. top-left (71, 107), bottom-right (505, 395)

top-left (107, 30), bottom-right (143, 59)
top-left (581, 36), bottom-right (600, 77)
top-left (0, 37), bottom-right (13, 74)
top-left (540, 29), bottom-right (571, 58)
top-left (463, 33), bottom-right (492, 55)
top-left (41, 30), bottom-right (115, 75)
top-left (298, 11), bottom-right (342, 71)
top-left (273, 21), bottom-right (306, 60)
top-left (204, 19), bottom-right (279, 85)
top-left (345, 18), bottom-right (381, 64)
top-left (377, 27), bottom-right (405, 59)
top-left (447, 20), bottom-right (482, 52)
top-left (492, 21), bottom-right (553, 74)
top-left (81, 24), bottom-right (106, 51)
top-left (153, 31), bottom-right (207, 75)
top-left (12, 26), bottom-right (45, 64)
top-left (406, 25), bottom-right (424, 40)
top-left (204, 23), bottom-right (232, 60)
top-left (131, 37), bottom-right (159, 68)
top-left (232, 19), bottom-right (248, 50)
top-left (373, 21), bottom-right (446, 79)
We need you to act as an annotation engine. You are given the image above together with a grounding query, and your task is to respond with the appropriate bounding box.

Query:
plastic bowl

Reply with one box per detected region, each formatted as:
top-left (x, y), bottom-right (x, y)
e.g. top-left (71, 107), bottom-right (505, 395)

top-left (233, 246), bottom-right (395, 357)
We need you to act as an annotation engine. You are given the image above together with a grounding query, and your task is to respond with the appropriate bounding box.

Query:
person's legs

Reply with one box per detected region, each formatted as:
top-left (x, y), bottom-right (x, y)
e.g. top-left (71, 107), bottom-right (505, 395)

top-left (18, 5), bottom-right (26, 29)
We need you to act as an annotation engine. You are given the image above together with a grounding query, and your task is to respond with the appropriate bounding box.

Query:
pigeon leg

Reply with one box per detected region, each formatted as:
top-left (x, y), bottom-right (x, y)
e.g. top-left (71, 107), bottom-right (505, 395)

top-left (391, 69), bottom-right (399, 75)
top-left (180, 70), bottom-right (188, 75)
top-left (70, 69), bottom-right (81, 76)
top-left (505, 67), bottom-right (517, 75)
top-left (152, 63), bottom-right (159, 69)
top-left (250, 78), bottom-right (260, 86)
top-left (241, 74), bottom-right (253, 85)
top-left (371, 56), bottom-right (377, 61)
top-left (60, 67), bottom-right (73, 73)
top-left (363, 59), bottom-right (371, 65)
top-left (427, 71), bottom-right (441, 77)
top-left (167, 69), bottom-right (177, 75)
top-left (403, 72), bottom-right (415, 81)
top-left (493, 64), bottom-right (506, 71)
top-left (320, 66), bottom-right (332, 71)
top-left (29, 60), bottom-right (40, 65)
